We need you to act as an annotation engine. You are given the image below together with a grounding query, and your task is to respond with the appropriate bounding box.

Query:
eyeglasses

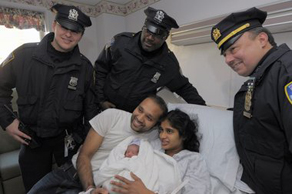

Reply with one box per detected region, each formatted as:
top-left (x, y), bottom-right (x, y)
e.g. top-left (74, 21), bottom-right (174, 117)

top-left (142, 26), bottom-right (168, 40)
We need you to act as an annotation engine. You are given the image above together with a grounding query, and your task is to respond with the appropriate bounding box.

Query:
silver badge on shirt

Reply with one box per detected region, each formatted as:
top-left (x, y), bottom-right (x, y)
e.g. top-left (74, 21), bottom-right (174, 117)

top-left (68, 77), bottom-right (78, 90)
top-left (151, 72), bottom-right (161, 83)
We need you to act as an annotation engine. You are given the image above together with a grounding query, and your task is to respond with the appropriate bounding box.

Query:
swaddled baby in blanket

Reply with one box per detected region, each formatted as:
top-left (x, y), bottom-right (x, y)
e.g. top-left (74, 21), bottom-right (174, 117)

top-left (93, 136), bottom-right (182, 194)
top-left (79, 136), bottom-right (182, 194)
top-left (81, 109), bottom-right (211, 194)
top-left (124, 138), bottom-right (140, 158)
top-left (94, 137), bottom-right (157, 193)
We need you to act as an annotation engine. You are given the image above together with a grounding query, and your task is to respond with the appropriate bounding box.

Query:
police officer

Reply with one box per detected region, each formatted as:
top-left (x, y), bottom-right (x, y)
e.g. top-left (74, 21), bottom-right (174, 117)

top-left (0, 4), bottom-right (98, 192)
top-left (95, 7), bottom-right (206, 112)
top-left (211, 7), bottom-right (292, 194)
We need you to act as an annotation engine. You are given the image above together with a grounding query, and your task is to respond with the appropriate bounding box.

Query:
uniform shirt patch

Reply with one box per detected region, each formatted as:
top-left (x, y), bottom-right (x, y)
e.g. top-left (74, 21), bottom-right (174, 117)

top-left (105, 37), bottom-right (115, 50)
top-left (1, 53), bottom-right (14, 67)
top-left (284, 81), bottom-right (292, 105)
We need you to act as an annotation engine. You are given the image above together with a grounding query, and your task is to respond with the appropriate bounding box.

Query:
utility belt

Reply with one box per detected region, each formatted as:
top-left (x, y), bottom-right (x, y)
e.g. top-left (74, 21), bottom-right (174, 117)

top-left (4, 104), bottom-right (84, 153)
top-left (23, 125), bottom-right (83, 158)
top-left (4, 104), bottom-right (41, 149)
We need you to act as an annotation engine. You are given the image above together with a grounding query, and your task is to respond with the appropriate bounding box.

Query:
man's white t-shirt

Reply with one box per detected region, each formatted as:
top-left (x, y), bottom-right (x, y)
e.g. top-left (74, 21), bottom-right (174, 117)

top-left (71, 108), bottom-right (158, 173)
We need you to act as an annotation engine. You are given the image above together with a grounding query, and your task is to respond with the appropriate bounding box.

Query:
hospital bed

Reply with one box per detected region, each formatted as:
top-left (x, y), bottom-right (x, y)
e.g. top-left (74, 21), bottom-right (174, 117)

top-left (168, 103), bottom-right (254, 194)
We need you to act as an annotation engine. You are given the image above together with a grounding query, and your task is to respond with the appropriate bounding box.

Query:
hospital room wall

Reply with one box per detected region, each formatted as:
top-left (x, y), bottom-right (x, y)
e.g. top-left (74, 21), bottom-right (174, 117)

top-left (1, 0), bottom-right (291, 108)
top-left (164, 31), bottom-right (292, 108)
top-left (124, 0), bottom-right (292, 108)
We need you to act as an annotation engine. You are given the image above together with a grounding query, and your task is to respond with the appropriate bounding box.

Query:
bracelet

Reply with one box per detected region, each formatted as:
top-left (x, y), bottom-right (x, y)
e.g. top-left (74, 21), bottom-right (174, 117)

top-left (86, 185), bottom-right (95, 191)
top-left (88, 188), bottom-right (95, 194)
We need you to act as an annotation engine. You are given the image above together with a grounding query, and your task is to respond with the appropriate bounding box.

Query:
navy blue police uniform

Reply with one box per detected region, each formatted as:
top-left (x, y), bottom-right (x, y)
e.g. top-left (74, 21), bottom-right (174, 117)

top-left (95, 7), bottom-right (206, 112)
top-left (211, 7), bottom-right (292, 194)
top-left (0, 4), bottom-right (98, 192)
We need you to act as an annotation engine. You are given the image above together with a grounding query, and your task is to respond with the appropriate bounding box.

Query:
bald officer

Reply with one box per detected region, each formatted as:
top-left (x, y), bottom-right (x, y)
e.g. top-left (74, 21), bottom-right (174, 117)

top-left (211, 7), bottom-right (292, 194)
top-left (0, 3), bottom-right (98, 191)
top-left (95, 7), bottom-right (206, 112)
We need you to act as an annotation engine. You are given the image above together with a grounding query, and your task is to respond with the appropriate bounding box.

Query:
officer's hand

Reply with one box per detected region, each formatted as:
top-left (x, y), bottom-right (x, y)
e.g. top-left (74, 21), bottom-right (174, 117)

top-left (100, 101), bottom-right (116, 110)
top-left (6, 119), bottom-right (31, 145)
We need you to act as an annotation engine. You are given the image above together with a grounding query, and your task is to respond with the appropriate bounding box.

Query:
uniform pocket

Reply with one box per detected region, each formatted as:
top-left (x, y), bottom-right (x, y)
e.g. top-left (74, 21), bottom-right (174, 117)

top-left (59, 99), bottom-right (83, 125)
top-left (254, 156), bottom-right (283, 193)
top-left (244, 136), bottom-right (285, 159)
top-left (242, 135), bottom-right (285, 193)
top-left (63, 100), bottom-right (83, 111)
top-left (17, 95), bottom-right (38, 125)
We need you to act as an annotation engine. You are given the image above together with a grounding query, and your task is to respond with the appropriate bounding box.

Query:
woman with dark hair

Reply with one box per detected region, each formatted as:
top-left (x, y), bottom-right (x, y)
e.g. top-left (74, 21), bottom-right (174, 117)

top-left (160, 109), bottom-right (200, 155)
top-left (110, 109), bottom-right (211, 194)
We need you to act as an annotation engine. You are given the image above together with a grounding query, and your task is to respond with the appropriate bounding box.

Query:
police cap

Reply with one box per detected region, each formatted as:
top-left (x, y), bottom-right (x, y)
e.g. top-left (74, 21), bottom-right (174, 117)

top-left (144, 7), bottom-right (179, 36)
top-left (51, 4), bottom-right (92, 33)
top-left (211, 7), bottom-right (267, 53)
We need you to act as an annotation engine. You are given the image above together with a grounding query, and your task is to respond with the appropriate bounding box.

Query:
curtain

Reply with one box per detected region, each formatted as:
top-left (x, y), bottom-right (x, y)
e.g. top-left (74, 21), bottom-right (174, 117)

top-left (0, 6), bottom-right (45, 31)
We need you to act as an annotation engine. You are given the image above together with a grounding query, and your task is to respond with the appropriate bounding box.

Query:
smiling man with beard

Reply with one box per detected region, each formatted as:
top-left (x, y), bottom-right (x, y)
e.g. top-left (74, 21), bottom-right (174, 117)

top-left (95, 7), bottom-right (206, 113)
top-left (27, 95), bottom-right (168, 194)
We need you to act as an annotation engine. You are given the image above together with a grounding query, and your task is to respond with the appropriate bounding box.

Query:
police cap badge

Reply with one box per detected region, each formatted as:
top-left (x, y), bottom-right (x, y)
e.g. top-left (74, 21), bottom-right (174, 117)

top-left (144, 7), bottom-right (179, 36)
top-left (51, 4), bottom-right (92, 33)
top-left (211, 7), bottom-right (267, 54)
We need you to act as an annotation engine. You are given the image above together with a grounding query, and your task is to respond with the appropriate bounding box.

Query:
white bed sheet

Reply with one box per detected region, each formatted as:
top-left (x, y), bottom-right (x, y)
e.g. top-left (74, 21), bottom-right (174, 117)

top-left (167, 103), bottom-right (253, 194)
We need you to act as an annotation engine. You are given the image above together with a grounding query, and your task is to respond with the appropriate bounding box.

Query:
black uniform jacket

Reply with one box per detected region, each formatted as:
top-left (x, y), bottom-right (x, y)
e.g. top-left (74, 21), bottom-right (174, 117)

top-left (0, 33), bottom-right (98, 138)
top-left (95, 32), bottom-right (206, 112)
top-left (233, 44), bottom-right (292, 194)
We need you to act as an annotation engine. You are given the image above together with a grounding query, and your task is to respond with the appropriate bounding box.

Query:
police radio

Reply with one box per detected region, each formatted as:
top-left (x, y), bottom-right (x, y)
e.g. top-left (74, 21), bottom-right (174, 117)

top-left (4, 104), bottom-right (41, 149)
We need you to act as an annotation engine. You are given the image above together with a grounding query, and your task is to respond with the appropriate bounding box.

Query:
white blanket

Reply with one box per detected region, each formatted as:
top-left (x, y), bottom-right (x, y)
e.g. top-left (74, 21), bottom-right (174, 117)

top-left (94, 136), bottom-right (182, 194)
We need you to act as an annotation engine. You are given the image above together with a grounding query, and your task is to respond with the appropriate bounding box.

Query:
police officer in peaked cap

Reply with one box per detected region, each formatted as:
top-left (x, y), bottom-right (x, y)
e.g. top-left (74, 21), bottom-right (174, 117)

top-left (0, 3), bottom-right (98, 192)
top-left (51, 3), bottom-right (92, 33)
top-left (141, 7), bottom-right (179, 51)
top-left (95, 6), bottom-right (206, 113)
top-left (211, 7), bottom-right (292, 194)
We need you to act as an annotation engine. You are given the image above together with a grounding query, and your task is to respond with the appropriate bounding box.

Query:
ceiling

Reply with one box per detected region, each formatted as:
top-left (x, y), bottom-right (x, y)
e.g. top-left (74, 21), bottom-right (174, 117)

top-left (69, 0), bottom-right (132, 6)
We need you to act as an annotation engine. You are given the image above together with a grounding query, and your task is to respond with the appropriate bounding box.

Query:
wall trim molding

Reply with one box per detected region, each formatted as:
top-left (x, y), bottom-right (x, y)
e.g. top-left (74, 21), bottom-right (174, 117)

top-left (4, 0), bottom-right (160, 17)
top-left (171, 0), bottom-right (292, 46)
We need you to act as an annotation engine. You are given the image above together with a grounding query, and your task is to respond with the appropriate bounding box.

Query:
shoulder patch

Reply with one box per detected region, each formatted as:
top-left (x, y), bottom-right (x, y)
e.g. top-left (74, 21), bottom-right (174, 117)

top-left (284, 81), bottom-right (292, 105)
top-left (110, 37), bottom-right (115, 46)
top-left (105, 37), bottom-right (115, 50)
top-left (1, 53), bottom-right (15, 67)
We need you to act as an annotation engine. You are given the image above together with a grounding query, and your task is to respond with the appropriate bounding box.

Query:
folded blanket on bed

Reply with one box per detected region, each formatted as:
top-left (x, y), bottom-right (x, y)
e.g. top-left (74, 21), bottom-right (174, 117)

top-left (93, 136), bottom-right (182, 194)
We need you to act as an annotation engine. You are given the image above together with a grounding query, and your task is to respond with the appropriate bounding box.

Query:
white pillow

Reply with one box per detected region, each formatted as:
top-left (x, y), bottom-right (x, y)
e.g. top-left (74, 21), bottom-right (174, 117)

top-left (167, 103), bottom-right (239, 191)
